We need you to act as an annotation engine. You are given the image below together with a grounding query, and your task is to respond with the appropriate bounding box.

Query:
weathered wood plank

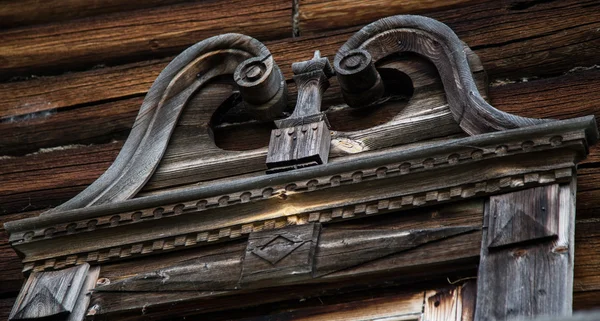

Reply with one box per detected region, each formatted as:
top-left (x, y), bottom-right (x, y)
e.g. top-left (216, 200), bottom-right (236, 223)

top-left (0, 143), bottom-right (121, 214)
top-left (89, 202), bottom-right (481, 319)
top-left (0, 98), bottom-right (140, 156)
top-left (0, 0), bottom-right (292, 79)
top-left (0, 298), bottom-right (16, 321)
top-left (1, 0), bottom-right (599, 121)
top-left (424, 281), bottom-right (476, 321)
top-left (9, 264), bottom-right (89, 320)
top-left (475, 183), bottom-right (575, 320)
top-left (0, 0), bottom-right (191, 28)
top-left (227, 290), bottom-right (425, 321)
top-left (297, 0), bottom-right (476, 33)
top-left (573, 290), bottom-right (600, 310)
top-left (299, 0), bottom-right (600, 79)
top-left (0, 245), bottom-right (23, 295)
top-left (2, 59), bottom-right (599, 161)
top-left (509, 312), bottom-right (600, 321)
top-left (2, 117), bottom-right (597, 216)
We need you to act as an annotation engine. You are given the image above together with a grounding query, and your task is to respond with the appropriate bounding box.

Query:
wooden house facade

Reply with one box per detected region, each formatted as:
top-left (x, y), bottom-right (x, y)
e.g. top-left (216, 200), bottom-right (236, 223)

top-left (1, 1), bottom-right (600, 320)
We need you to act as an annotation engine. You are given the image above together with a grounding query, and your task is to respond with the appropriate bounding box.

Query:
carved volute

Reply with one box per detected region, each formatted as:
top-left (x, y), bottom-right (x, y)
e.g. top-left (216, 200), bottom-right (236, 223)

top-left (3, 15), bottom-right (598, 321)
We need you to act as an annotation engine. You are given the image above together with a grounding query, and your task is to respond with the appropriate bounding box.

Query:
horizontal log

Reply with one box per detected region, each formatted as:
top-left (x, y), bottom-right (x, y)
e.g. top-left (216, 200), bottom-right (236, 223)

top-left (299, 0), bottom-right (600, 79)
top-left (0, 298), bottom-right (16, 321)
top-left (0, 0), bottom-right (190, 29)
top-left (1, 0), bottom-right (598, 98)
top-left (0, 0), bottom-right (292, 79)
top-left (0, 143), bottom-right (121, 214)
top-left (0, 244), bottom-right (23, 295)
top-left (0, 98), bottom-right (141, 155)
top-left (573, 290), bottom-right (600, 310)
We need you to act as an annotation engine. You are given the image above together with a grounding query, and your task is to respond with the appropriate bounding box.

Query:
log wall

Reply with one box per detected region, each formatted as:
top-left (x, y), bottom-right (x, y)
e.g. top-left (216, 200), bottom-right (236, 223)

top-left (1, 0), bottom-right (600, 318)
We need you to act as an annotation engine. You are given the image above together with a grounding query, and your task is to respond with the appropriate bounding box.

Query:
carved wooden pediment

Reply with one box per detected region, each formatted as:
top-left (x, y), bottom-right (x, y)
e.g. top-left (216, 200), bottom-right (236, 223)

top-left (4, 15), bottom-right (598, 321)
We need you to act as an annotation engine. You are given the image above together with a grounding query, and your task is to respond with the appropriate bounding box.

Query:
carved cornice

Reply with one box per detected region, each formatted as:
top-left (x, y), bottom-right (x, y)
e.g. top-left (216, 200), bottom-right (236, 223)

top-left (5, 117), bottom-right (596, 272)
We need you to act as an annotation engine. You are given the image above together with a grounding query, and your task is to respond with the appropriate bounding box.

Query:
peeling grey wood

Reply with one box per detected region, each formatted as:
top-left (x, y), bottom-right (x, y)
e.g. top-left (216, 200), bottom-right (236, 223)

top-left (95, 224), bottom-right (475, 292)
top-left (10, 264), bottom-right (89, 320)
top-left (487, 185), bottom-right (559, 248)
top-left (67, 266), bottom-right (99, 321)
top-left (335, 15), bottom-right (549, 135)
top-left (475, 182), bottom-right (576, 320)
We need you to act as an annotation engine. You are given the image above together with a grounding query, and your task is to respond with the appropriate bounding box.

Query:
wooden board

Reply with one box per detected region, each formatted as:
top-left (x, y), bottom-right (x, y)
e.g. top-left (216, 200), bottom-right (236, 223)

top-left (0, 0), bottom-right (292, 79)
top-left (0, 0), bottom-right (191, 28)
top-left (299, 0), bottom-right (600, 78)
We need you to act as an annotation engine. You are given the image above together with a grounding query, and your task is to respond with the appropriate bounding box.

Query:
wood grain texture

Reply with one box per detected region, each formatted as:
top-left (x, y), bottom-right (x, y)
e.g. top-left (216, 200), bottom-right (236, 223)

top-left (507, 312), bottom-right (600, 321)
top-left (40, 34), bottom-right (285, 215)
top-left (2, 0), bottom-right (598, 124)
top-left (487, 184), bottom-right (559, 248)
top-left (5, 117), bottom-right (591, 258)
top-left (300, 0), bottom-right (600, 79)
top-left (335, 15), bottom-right (548, 135)
top-left (0, 0), bottom-right (292, 79)
top-left (225, 290), bottom-right (425, 321)
top-left (475, 183), bottom-right (575, 320)
top-left (9, 264), bottom-right (89, 320)
top-left (0, 0), bottom-right (191, 28)
top-left (241, 223), bottom-right (320, 286)
top-left (0, 142), bottom-right (122, 215)
top-left (424, 281), bottom-right (476, 321)
top-left (89, 202), bottom-right (481, 319)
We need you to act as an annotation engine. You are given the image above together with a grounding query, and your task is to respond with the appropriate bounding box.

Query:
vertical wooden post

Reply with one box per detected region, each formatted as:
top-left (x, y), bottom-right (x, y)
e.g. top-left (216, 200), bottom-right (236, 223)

top-left (424, 281), bottom-right (477, 321)
top-left (475, 181), bottom-right (576, 320)
top-left (9, 263), bottom-right (99, 321)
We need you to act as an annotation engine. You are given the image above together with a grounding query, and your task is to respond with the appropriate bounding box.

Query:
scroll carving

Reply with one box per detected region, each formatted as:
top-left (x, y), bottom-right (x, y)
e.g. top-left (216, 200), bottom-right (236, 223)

top-left (46, 34), bottom-right (287, 213)
top-left (334, 15), bottom-right (550, 135)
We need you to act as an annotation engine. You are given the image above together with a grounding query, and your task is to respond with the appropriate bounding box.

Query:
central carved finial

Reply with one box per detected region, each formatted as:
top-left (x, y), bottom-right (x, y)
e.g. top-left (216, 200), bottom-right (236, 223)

top-left (265, 51), bottom-right (334, 173)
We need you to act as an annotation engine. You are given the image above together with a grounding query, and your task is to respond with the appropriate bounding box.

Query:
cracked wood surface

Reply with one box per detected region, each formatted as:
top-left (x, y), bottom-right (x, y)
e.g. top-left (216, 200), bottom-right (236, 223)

top-left (2, 0), bottom-right (600, 320)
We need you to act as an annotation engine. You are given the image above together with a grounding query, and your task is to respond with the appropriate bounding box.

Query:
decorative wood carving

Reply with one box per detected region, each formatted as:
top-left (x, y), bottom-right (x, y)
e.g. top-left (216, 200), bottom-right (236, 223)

top-left (95, 223), bottom-right (474, 293)
top-left (3, 13), bottom-right (599, 321)
top-left (487, 184), bottom-right (559, 248)
top-left (334, 15), bottom-right (549, 135)
top-left (241, 223), bottom-right (320, 285)
top-left (44, 34), bottom-right (287, 213)
top-left (4, 116), bottom-right (595, 273)
top-left (9, 264), bottom-right (89, 320)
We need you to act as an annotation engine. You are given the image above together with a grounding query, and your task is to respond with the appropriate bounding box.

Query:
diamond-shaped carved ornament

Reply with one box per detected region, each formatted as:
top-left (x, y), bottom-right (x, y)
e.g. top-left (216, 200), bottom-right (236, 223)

top-left (241, 223), bottom-right (320, 287)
